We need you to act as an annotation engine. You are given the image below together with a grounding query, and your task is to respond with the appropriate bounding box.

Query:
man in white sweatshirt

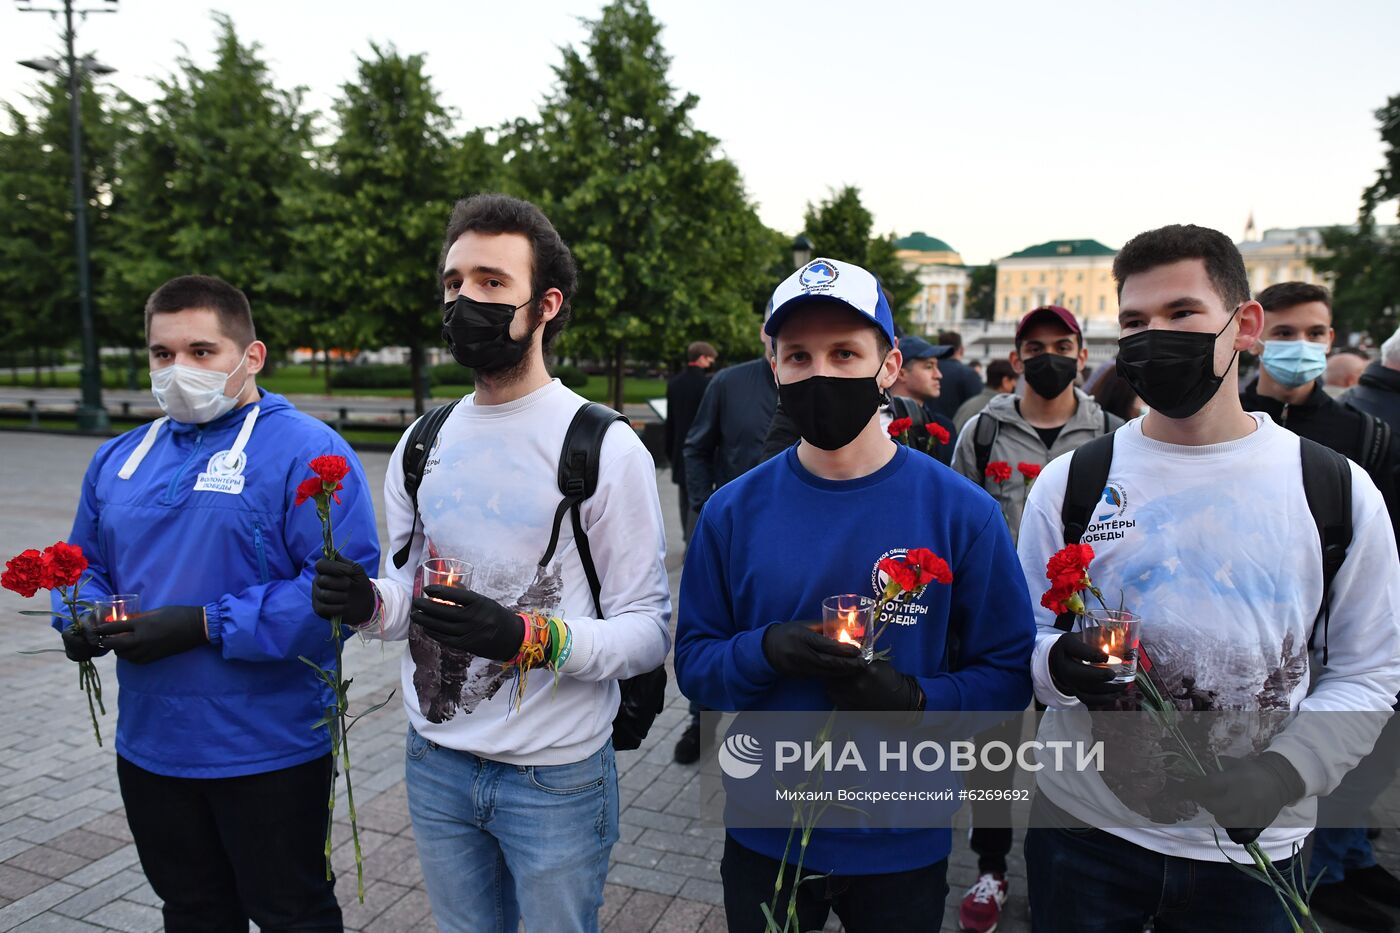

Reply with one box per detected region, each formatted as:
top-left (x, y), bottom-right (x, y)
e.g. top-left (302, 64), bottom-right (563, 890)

top-left (311, 194), bottom-right (672, 932)
top-left (1017, 224), bottom-right (1400, 932)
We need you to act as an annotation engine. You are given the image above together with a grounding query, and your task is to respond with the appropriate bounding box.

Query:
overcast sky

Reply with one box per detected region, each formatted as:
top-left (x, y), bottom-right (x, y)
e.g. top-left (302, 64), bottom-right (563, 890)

top-left (4, 0), bottom-right (1398, 265)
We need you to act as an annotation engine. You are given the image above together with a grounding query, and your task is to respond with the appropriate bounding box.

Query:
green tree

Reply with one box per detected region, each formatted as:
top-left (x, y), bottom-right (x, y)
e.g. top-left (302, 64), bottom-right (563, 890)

top-left (0, 73), bottom-right (130, 383)
top-left (109, 14), bottom-right (315, 357)
top-left (965, 264), bottom-right (997, 321)
top-left (1314, 95), bottom-right (1400, 341)
top-left (801, 185), bottom-right (920, 331)
top-left (501, 0), bottom-right (775, 408)
top-left (283, 44), bottom-right (476, 413)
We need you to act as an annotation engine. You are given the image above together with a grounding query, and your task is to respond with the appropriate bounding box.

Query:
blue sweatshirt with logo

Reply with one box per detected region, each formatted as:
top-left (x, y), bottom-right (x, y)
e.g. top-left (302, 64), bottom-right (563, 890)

top-left (674, 443), bottom-right (1034, 874)
top-left (52, 391), bottom-right (380, 778)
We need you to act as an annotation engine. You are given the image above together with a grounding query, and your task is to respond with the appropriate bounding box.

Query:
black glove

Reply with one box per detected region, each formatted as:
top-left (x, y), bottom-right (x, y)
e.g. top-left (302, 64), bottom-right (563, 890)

top-left (761, 621), bottom-right (865, 680)
top-left (1048, 633), bottom-right (1129, 702)
top-left (411, 586), bottom-right (526, 662)
top-left (312, 557), bottom-right (376, 626)
top-left (94, 605), bottom-right (208, 665)
top-left (1182, 752), bottom-right (1306, 845)
top-left (61, 612), bottom-right (105, 662)
top-left (825, 659), bottom-right (924, 711)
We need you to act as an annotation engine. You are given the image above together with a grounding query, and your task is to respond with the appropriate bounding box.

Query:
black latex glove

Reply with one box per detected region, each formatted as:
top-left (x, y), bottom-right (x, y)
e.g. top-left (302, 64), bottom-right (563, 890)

top-left (1183, 752), bottom-right (1306, 846)
top-left (761, 621), bottom-right (865, 680)
top-left (411, 586), bottom-right (526, 662)
top-left (825, 659), bottom-right (925, 711)
top-left (61, 611), bottom-right (105, 662)
top-left (1048, 633), bottom-right (1129, 702)
top-left (312, 557), bottom-right (376, 626)
top-left (94, 605), bottom-right (208, 665)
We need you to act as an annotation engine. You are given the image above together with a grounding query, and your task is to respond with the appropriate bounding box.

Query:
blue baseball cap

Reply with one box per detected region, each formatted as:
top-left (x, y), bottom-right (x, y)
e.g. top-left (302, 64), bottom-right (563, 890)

top-left (897, 336), bottom-right (954, 361)
top-left (765, 258), bottom-right (897, 348)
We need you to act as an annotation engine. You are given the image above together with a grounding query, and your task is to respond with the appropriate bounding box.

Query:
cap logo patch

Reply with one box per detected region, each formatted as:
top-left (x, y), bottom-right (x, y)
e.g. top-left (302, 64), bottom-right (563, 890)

top-left (798, 260), bottom-right (839, 291)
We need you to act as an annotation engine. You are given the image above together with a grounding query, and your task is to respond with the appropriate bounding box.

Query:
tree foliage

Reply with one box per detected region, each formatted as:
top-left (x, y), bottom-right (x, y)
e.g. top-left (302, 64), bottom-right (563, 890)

top-left (109, 14), bottom-right (315, 355)
top-left (501, 0), bottom-right (777, 406)
top-left (1314, 95), bottom-right (1400, 342)
top-left (965, 264), bottom-right (997, 322)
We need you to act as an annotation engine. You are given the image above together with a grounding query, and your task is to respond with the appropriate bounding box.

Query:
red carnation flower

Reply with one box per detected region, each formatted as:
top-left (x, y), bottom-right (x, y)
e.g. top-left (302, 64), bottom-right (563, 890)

top-left (309, 455), bottom-right (350, 485)
top-left (1017, 462), bottom-right (1042, 481)
top-left (887, 417), bottom-right (913, 438)
top-left (1045, 543), bottom-right (1094, 583)
top-left (907, 547), bottom-right (953, 585)
top-left (2, 549), bottom-right (50, 598)
top-left (926, 422), bottom-right (951, 446)
top-left (985, 461), bottom-right (1012, 484)
top-left (41, 542), bottom-right (87, 589)
top-left (295, 476), bottom-right (327, 507)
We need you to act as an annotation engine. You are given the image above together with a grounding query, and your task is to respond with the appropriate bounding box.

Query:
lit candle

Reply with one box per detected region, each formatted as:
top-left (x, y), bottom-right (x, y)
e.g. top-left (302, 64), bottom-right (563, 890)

top-left (836, 608), bottom-right (864, 645)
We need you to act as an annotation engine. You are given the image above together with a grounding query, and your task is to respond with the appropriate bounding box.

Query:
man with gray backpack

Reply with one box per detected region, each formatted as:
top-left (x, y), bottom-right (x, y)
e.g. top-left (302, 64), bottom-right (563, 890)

top-left (310, 194), bottom-right (671, 933)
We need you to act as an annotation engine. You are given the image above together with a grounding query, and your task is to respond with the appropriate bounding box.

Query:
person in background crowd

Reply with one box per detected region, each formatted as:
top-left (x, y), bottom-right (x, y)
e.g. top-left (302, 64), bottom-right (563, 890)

top-left (929, 330), bottom-right (985, 418)
top-left (954, 359), bottom-right (1018, 433)
top-left (676, 325), bottom-right (779, 764)
top-left (1342, 327), bottom-right (1400, 433)
top-left (666, 340), bottom-right (716, 543)
top-left (675, 256), bottom-right (1033, 933)
top-left (1089, 358), bottom-right (1146, 422)
top-left (888, 334), bottom-right (957, 464)
top-left (969, 359), bottom-right (984, 379)
top-left (1241, 282), bottom-right (1400, 540)
top-left (60, 274), bottom-right (380, 932)
top-left (1325, 347), bottom-right (1369, 397)
top-left (1021, 224), bottom-right (1400, 933)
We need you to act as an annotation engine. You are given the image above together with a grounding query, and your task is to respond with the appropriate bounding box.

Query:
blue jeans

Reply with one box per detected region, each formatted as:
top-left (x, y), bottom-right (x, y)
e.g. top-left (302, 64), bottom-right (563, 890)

top-left (1025, 798), bottom-right (1303, 932)
top-left (1309, 827), bottom-right (1376, 885)
top-left (405, 727), bottom-right (619, 933)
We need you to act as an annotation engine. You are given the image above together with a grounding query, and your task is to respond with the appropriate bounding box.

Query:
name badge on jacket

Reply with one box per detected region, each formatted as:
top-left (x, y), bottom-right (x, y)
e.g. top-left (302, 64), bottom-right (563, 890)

top-left (193, 449), bottom-right (247, 495)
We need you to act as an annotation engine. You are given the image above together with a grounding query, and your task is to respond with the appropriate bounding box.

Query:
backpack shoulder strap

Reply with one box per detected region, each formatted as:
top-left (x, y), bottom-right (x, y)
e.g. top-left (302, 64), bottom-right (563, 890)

top-left (541, 402), bottom-right (628, 617)
top-left (1300, 437), bottom-right (1353, 666)
top-left (1356, 411), bottom-right (1392, 473)
top-left (973, 413), bottom-right (1000, 478)
top-left (1055, 432), bottom-right (1116, 631)
top-left (390, 400), bottom-right (461, 569)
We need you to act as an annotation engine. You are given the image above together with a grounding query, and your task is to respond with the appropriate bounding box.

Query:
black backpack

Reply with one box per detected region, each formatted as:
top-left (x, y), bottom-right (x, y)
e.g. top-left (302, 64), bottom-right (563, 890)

top-left (1057, 433), bottom-right (1352, 664)
top-left (391, 399), bottom-right (668, 751)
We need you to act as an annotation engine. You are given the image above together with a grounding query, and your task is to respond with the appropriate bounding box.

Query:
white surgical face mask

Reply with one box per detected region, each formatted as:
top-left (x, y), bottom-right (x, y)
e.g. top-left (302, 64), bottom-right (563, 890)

top-left (150, 348), bottom-right (251, 424)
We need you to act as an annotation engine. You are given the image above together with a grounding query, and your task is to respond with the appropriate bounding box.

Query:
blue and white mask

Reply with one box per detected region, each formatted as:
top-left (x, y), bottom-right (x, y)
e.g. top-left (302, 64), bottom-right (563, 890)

top-left (1260, 340), bottom-right (1327, 389)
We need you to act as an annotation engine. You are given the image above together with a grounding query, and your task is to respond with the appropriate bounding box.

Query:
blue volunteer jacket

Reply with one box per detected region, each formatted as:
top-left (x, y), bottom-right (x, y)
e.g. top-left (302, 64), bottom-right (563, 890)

top-left (52, 390), bottom-right (380, 778)
top-left (674, 444), bottom-right (1035, 874)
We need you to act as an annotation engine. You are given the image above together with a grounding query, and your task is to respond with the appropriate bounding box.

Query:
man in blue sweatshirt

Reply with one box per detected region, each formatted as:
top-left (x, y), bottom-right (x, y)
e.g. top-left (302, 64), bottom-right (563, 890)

top-left (674, 257), bottom-right (1035, 932)
top-left (55, 275), bottom-right (380, 932)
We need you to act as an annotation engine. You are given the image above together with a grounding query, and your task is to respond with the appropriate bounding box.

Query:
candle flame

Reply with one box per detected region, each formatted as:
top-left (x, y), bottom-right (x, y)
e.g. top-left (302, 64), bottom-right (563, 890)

top-left (836, 628), bottom-right (858, 646)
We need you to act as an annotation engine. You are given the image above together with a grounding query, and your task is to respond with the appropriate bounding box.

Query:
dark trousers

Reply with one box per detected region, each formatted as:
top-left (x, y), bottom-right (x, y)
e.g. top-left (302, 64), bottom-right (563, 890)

top-left (118, 754), bottom-right (342, 933)
top-left (720, 834), bottom-right (948, 933)
top-left (1024, 795), bottom-right (1302, 933)
top-left (967, 713), bottom-right (1024, 874)
top-left (677, 482), bottom-right (695, 543)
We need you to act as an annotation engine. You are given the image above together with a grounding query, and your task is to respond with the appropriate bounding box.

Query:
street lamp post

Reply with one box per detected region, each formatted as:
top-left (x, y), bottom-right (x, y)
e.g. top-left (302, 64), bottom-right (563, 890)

top-left (17, 0), bottom-right (118, 432)
top-left (791, 234), bottom-right (814, 271)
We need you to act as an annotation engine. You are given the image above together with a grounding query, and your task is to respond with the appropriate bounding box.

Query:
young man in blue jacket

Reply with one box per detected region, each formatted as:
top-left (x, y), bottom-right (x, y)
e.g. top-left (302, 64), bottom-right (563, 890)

top-left (55, 275), bottom-right (380, 932)
top-left (674, 257), bottom-right (1036, 932)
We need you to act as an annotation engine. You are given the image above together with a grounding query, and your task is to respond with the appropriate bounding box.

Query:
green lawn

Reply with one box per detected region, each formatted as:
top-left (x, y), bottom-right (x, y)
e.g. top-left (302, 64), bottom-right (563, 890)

top-left (5, 365), bottom-right (669, 404)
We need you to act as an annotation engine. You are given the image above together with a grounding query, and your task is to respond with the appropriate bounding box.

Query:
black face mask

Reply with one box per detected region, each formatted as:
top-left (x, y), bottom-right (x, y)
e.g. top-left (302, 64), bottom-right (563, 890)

top-left (441, 294), bottom-right (535, 372)
top-left (778, 375), bottom-right (884, 451)
top-left (1116, 305), bottom-right (1240, 419)
top-left (1022, 353), bottom-right (1079, 399)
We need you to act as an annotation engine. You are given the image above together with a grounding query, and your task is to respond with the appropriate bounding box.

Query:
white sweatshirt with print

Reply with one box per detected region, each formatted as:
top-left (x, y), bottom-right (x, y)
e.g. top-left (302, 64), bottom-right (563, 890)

top-left (367, 380), bottom-right (672, 766)
top-left (1018, 414), bottom-right (1400, 862)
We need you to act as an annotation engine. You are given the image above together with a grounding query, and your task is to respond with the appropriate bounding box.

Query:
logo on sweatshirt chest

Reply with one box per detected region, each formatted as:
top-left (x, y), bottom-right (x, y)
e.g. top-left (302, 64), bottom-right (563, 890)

top-left (869, 548), bottom-right (931, 628)
top-left (192, 449), bottom-right (247, 495)
top-left (1082, 482), bottom-right (1134, 543)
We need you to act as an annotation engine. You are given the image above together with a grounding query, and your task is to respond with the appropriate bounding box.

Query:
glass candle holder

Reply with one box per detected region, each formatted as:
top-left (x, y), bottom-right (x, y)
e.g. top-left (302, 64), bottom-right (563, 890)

top-left (822, 594), bottom-right (876, 661)
top-left (92, 594), bottom-right (140, 625)
top-left (415, 558), bottom-right (472, 604)
top-left (1078, 608), bottom-right (1141, 684)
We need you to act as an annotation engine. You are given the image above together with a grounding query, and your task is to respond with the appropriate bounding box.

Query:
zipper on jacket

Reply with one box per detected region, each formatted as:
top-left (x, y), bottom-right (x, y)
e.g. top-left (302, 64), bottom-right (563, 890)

top-left (1281, 403), bottom-right (1290, 428)
top-left (252, 520), bottom-right (269, 584)
top-left (162, 430), bottom-right (205, 504)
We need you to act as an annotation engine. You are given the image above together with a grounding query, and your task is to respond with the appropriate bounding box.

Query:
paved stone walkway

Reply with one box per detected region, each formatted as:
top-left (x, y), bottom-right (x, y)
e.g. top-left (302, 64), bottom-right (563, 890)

top-left (1, 431), bottom-right (1392, 932)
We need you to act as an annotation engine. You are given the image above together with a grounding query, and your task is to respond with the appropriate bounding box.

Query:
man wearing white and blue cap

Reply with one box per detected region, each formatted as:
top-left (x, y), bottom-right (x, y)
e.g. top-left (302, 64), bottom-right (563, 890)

top-left (673, 258), bottom-right (1035, 931)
